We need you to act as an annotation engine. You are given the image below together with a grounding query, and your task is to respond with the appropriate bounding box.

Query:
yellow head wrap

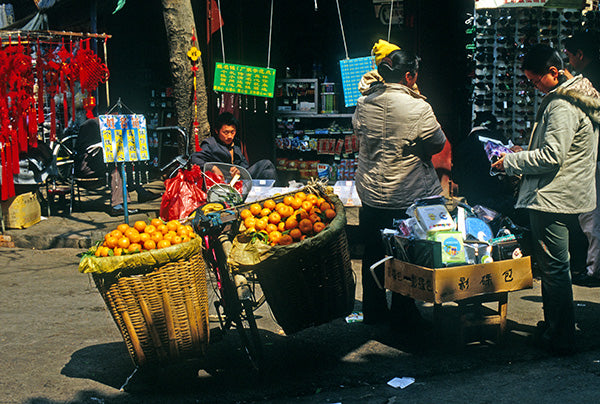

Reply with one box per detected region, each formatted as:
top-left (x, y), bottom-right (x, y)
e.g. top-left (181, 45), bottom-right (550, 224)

top-left (372, 39), bottom-right (401, 65)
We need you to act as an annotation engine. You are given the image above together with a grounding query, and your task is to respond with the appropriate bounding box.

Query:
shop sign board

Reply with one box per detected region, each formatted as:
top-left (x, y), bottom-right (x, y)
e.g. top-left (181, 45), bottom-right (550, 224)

top-left (339, 56), bottom-right (376, 107)
top-left (384, 256), bottom-right (532, 304)
top-left (213, 62), bottom-right (276, 98)
top-left (98, 114), bottom-right (150, 163)
top-left (476, 0), bottom-right (583, 8)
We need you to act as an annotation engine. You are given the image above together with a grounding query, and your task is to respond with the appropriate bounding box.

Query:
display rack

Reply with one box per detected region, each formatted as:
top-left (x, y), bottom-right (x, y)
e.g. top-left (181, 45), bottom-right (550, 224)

top-left (467, 6), bottom-right (589, 145)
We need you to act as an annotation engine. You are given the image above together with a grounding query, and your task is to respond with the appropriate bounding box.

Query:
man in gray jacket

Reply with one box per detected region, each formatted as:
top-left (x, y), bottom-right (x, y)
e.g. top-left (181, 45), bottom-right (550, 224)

top-left (354, 47), bottom-right (447, 328)
top-left (493, 45), bottom-right (600, 355)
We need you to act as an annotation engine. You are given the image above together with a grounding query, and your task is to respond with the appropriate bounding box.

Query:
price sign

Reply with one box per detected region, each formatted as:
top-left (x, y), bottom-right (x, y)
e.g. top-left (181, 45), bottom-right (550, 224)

top-left (98, 114), bottom-right (150, 163)
top-left (213, 62), bottom-right (276, 98)
top-left (339, 56), bottom-right (376, 107)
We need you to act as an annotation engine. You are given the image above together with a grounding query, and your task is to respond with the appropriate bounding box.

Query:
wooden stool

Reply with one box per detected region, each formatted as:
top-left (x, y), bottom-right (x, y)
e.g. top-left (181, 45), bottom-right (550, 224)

top-left (433, 292), bottom-right (508, 346)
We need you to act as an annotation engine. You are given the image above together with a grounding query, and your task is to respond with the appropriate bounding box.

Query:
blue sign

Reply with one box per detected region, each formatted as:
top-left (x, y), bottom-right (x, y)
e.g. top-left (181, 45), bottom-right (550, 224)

top-left (339, 56), bottom-right (376, 107)
top-left (98, 114), bottom-right (149, 163)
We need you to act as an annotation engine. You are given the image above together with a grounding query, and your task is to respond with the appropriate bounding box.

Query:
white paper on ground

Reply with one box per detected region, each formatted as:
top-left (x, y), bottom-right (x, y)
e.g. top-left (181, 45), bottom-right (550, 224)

top-left (387, 377), bottom-right (415, 389)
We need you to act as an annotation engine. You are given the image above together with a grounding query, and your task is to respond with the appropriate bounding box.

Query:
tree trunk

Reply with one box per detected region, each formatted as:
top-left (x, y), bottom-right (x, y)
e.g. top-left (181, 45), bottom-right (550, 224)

top-left (160, 0), bottom-right (211, 154)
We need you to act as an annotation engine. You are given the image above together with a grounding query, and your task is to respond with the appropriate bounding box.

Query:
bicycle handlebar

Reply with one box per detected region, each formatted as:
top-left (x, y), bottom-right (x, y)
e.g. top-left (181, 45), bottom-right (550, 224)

top-left (156, 126), bottom-right (190, 157)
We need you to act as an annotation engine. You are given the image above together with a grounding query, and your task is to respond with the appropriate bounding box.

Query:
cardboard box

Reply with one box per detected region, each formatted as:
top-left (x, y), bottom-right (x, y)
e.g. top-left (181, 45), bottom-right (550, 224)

top-left (384, 256), bottom-right (532, 304)
top-left (1, 192), bottom-right (41, 229)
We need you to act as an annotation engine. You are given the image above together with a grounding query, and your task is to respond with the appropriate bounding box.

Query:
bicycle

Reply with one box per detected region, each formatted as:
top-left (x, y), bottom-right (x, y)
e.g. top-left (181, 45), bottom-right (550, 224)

top-left (192, 163), bottom-right (265, 372)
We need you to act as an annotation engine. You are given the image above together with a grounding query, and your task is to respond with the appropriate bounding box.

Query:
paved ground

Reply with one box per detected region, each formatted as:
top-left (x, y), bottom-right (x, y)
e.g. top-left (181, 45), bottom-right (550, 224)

top-left (2, 182), bottom-right (600, 403)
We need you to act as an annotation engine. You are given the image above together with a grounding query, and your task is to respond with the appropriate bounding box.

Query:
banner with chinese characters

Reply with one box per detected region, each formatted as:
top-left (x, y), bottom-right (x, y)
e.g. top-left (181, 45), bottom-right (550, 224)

top-left (98, 114), bottom-right (149, 163)
top-left (213, 63), bottom-right (276, 98)
top-left (339, 56), bottom-right (376, 107)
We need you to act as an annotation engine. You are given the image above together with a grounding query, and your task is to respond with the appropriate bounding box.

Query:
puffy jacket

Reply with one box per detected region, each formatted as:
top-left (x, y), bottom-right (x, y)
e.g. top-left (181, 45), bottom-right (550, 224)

top-left (353, 82), bottom-right (447, 209)
top-left (189, 136), bottom-right (249, 170)
top-left (504, 75), bottom-right (600, 214)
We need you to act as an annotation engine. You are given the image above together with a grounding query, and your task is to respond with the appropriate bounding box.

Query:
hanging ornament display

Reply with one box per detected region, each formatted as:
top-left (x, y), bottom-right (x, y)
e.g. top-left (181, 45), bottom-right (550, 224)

top-left (187, 28), bottom-right (202, 152)
top-left (0, 31), bottom-right (111, 201)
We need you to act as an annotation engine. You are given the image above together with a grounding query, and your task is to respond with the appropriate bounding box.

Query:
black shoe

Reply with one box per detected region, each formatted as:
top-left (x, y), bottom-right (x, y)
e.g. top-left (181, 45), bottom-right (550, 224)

top-left (110, 207), bottom-right (139, 217)
top-left (572, 273), bottom-right (600, 287)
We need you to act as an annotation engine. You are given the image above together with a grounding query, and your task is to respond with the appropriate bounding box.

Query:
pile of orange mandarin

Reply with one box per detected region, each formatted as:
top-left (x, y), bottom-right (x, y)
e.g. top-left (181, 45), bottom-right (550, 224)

top-left (239, 191), bottom-right (336, 246)
top-left (93, 218), bottom-right (197, 257)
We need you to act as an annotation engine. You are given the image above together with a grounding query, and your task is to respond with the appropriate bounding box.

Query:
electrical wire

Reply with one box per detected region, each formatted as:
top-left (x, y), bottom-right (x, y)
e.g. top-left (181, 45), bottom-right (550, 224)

top-left (335, 0), bottom-right (349, 60)
top-left (217, 0), bottom-right (225, 63)
top-left (387, 1), bottom-right (394, 41)
top-left (267, 0), bottom-right (273, 68)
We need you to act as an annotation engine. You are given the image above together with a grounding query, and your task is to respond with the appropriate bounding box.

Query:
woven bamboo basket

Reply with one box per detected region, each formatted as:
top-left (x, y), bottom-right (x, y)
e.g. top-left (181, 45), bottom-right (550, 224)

top-left (233, 185), bottom-right (355, 334)
top-left (91, 250), bottom-right (210, 367)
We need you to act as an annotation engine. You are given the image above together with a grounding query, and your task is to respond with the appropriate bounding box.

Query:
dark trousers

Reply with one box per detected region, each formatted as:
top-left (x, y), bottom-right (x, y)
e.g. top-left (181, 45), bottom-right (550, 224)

top-left (529, 210), bottom-right (577, 350)
top-left (360, 205), bottom-right (419, 323)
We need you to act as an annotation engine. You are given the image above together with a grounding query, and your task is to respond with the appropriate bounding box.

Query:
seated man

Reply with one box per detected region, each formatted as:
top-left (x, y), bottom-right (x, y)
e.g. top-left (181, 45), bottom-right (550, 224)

top-left (190, 112), bottom-right (276, 180)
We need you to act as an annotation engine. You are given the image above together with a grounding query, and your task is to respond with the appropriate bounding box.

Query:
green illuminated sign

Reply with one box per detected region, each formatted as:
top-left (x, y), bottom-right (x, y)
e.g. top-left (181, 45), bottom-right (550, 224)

top-left (213, 63), bottom-right (276, 98)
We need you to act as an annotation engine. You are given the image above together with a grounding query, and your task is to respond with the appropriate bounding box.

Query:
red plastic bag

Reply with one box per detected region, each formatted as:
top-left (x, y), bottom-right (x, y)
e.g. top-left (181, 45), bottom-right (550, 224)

top-left (160, 165), bottom-right (207, 221)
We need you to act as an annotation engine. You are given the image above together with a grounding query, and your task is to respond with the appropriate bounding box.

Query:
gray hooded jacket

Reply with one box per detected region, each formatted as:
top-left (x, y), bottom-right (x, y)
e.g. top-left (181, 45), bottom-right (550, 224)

top-left (504, 75), bottom-right (600, 214)
top-left (353, 82), bottom-right (446, 209)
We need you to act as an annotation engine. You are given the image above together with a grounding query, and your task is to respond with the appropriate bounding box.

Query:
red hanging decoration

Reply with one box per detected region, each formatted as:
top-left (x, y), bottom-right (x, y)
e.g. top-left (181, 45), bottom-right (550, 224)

top-left (187, 29), bottom-right (202, 152)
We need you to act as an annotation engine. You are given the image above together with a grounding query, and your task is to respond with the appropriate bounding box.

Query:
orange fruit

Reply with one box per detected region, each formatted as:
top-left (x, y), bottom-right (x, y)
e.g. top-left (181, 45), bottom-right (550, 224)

top-left (255, 217), bottom-right (269, 231)
top-left (143, 239), bottom-right (156, 250)
top-left (117, 237), bottom-right (131, 249)
top-left (144, 225), bottom-right (156, 234)
top-left (127, 231), bottom-right (141, 244)
top-left (100, 246), bottom-right (110, 257)
top-left (244, 217), bottom-right (257, 230)
top-left (289, 228), bottom-right (302, 241)
top-left (263, 199), bottom-right (276, 210)
top-left (134, 221), bottom-right (147, 232)
top-left (285, 216), bottom-right (298, 230)
top-left (113, 247), bottom-right (123, 256)
top-left (268, 230), bottom-right (282, 244)
top-left (249, 203), bottom-right (262, 216)
top-left (320, 202), bottom-right (332, 211)
top-left (110, 229), bottom-right (123, 239)
top-left (295, 209), bottom-right (309, 221)
top-left (128, 243), bottom-right (142, 253)
top-left (275, 202), bottom-right (286, 211)
top-left (324, 208), bottom-right (337, 220)
top-left (166, 220), bottom-right (180, 232)
top-left (105, 236), bottom-right (118, 249)
top-left (151, 231), bottom-right (163, 243)
top-left (139, 232), bottom-right (150, 243)
top-left (278, 234), bottom-right (294, 245)
top-left (309, 213), bottom-right (321, 223)
top-left (291, 198), bottom-right (302, 210)
top-left (125, 227), bottom-right (139, 238)
top-left (295, 191), bottom-right (307, 201)
top-left (117, 223), bottom-right (129, 234)
top-left (283, 195), bottom-right (294, 206)
top-left (276, 204), bottom-right (289, 218)
top-left (185, 225), bottom-right (195, 235)
top-left (316, 197), bottom-right (326, 206)
top-left (94, 247), bottom-right (102, 257)
top-left (268, 211), bottom-right (281, 224)
top-left (172, 236), bottom-right (182, 245)
top-left (156, 224), bottom-right (168, 235)
top-left (240, 209), bottom-right (253, 220)
top-left (163, 231), bottom-right (175, 243)
top-left (277, 222), bottom-right (286, 232)
top-left (260, 207), bottom-right (271, 217)
top-left (313, 221), bottom-right (326, 233)
top-left (306, 194), bottom-right (319, 204)
top-left (299, 219), bottom-right (313, 235)
top-left (301, 200), bottom-right (313, 211)
top-left (266, 223), bottom-right (278, 233)
top-left (151, 218), bottom-right (163, 227)
top-left (157, 239), bottom-right (171, 249)
top-left (310, 206), bottom-right (322, 215)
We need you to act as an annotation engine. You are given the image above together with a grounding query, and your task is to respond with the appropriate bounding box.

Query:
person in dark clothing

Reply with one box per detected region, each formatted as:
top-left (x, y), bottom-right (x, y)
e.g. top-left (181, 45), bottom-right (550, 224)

top-left (452, 111), bottom-right (517, 218)
top-left (564, 31), bottom-right (600, 285)
top-left (189, 112), bottom-right (276, 180)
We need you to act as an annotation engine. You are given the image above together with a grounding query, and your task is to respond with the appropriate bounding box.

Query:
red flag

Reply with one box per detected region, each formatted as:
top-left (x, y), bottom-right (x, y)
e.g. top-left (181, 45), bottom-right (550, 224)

top-left (207, 0), bottom-right (224, 43)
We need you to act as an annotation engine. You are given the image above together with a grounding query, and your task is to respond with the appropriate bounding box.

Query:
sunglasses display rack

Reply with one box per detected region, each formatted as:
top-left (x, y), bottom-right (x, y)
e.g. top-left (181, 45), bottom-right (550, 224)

top-left (468, 7), bottom-right (584, 145)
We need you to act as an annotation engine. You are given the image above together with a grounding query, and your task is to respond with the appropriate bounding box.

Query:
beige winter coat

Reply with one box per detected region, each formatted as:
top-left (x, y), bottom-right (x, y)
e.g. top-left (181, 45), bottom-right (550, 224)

top-left (353, 82), bottom-right (446, 209)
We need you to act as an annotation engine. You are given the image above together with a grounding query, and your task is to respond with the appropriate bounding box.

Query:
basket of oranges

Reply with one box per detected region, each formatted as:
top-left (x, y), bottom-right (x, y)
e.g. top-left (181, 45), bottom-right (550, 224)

top-left (228, 183), bottom-right (355, 334)
top-left (79, 218), bottom-right (209, 367)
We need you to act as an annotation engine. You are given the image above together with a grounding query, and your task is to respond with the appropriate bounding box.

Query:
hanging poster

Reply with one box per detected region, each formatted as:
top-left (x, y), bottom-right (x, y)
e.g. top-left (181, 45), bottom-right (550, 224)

top-left (339, 56), bottom-right (376, 108)
top-left (98, 114), bottom-right (149, 163)
top-left (213, 62), bottom-right (276, 98)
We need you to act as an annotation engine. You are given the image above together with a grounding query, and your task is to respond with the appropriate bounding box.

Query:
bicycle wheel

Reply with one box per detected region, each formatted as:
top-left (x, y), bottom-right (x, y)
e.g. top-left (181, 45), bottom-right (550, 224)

top-left (233, 277), bottom-right (263, 372)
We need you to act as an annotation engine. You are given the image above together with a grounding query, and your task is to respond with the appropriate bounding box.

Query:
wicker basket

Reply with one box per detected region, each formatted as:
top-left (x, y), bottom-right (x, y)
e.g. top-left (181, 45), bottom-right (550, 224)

top-left (92, 251), bottom-right (209, 367)
top-left (244, 189), bottom-right (355, 334)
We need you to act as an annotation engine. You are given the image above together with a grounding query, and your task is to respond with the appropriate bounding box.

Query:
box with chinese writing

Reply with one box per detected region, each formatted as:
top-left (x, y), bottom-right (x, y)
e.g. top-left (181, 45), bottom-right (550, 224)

top-left (384, 256), bottom-right (532, 304)
top-left (1, 192), bottom-right (41, 229)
